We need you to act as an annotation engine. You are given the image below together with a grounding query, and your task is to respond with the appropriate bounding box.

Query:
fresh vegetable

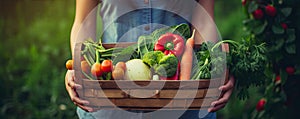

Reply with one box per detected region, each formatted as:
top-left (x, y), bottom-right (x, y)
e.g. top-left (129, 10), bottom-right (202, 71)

top-left (160, 62), bottom-right (180, 80)
top-left (112, 67), bottom-right (125, 80)
top-left (137, 35), bottom-right (154, 58)
top-left (151, 23), bottom-right (190, 42)
top-left (142, 51), bottom-right (178, 78)
top-left (154, 33), bottom-right (185, 57)
top-left (265, 5), bottom-right (276, 17)
top-left (112, 45), bottom-right (139, 65)
top-left (115, 62), bottom-right (126, 70)
top-left (91, 50), bottom-right (103, 77)
top-left (190, 41), bottom-right (225, 80)
top-left (112, 62), bottom-right (126, 80)
top-left (142, 51), bottom-right (165, 67)
top-left (81, 60), bottom-right (90, 74)
top-left (91, 63), bottom-right (102, 77)
top-left (155, 54), bottom-right (178, 77)
top-left (180, 29), bottom-right (195, 80)
top-left (124, 59), bottom-right (151, 80)
top-left (101, 60), bottom-right (113, 73)
top-left (252, 9), bottom-right (264, 19)
top-left (221, 37), bottom-right (267, 99)
top-left (66, 59), bottom-right (73, 70)
top-left (256, 98), bottom-right (266, 112)
top-left (136, 23), bottom-right (191, 58)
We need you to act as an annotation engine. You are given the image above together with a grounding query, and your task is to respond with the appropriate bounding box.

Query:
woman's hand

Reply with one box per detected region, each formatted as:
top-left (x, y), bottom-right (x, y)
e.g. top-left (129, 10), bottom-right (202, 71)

top-left (65, 70), bottom-right (93, 112)
top-left (208, 76), bottom-right (235, 112)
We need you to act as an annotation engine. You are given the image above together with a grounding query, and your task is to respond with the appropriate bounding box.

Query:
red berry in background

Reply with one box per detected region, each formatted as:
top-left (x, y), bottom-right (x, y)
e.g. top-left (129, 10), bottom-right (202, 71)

top-left (286, 66), bottom-right (295, 75)
top-left (275, 75), bottom-right (281, 82)
top-left (242, 0), bottom-right (247, 6)
top-left (252, 9), bottom-right (264, 19)
top-left (265, 5), bottom-right (277, 17)
top-left (256, 98), bottom-right (266, 112)
top-left (281, 23), bottom-right (288, 30)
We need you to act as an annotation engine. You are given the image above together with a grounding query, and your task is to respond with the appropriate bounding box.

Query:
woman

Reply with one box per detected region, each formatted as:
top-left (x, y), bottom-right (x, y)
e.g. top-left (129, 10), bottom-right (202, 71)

top-left (66, 0), bottom-right (235, 118)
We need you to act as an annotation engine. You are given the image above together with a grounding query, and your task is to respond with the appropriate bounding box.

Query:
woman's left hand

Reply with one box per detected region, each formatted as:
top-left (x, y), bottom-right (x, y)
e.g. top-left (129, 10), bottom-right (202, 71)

top-left (208, 76), bottom-right (235, 112)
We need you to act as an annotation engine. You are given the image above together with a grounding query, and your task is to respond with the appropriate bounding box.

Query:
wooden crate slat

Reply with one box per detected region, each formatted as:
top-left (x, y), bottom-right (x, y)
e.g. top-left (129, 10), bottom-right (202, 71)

top-left (83, 88), bottom-right (220, 99)
top-left (129, 89), bottom-right (207, 99)
top-left (205, 88), bottom-right (221, 98)
top-left (91, 106), bottom-right (210, 110)
top-left (83, 79), bottom-right (222, 89)
top-left (84, 89), bottom-right (129, 98)
top-left (86, 98), bottom-right (216, 109)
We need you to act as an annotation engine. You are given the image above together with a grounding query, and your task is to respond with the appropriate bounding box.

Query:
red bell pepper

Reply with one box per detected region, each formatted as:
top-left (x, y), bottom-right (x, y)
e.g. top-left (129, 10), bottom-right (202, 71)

top-left (154, 33), bottom-right (185, 57)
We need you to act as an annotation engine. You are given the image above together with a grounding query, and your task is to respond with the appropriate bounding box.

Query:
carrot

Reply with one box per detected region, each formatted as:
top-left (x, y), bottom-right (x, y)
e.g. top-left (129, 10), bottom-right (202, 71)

top-left (180, 29), bottom-right (195, 80)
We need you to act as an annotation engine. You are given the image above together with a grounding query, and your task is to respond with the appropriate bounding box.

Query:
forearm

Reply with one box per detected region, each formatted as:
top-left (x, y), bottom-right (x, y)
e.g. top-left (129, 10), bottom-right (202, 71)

top-left (192, 0), bottom-right (217, 44)
top-left (70, 0), bottom-right (99, 57)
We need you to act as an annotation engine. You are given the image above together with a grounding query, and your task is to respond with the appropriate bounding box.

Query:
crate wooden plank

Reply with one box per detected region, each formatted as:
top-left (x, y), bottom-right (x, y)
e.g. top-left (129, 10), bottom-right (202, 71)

top-left (205, 88), bottom-right (221, 98)
top-left (129, 90), bottom-right (160, 98)
top-left (128, 89), bottom-right (207, 99)
top-left (83, 79), bottom-right (222, 89)
top-left (85, 98), bottom-right (216, 108)
top-left (91, 106), bottom-right (210, 110)
top-left (84, 88), bottom-right (220, 99)
top-left (172, 98), bottom-right (216, 108)
top-left (84, 89), bottom-right (129, 98)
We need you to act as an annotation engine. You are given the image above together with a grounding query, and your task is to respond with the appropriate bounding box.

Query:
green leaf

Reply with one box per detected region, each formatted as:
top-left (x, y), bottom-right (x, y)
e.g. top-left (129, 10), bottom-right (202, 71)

top-left (248, 1), bottom-right (258, 13)
top-left (253, 21), bottom-right (268, 34)
top-left (281, 8), bottom-right (292, 17)
top-left (272, 24), bottom-right (284, 34)
top-left (280, 69), bottom-right (288, 85)
top-left (286, 29), bottom-right (296, 43)
top-left (295, 64), bottom-right (300, 75)
top-left (137, 35), bottom-right (154, 58)
top-left (285, 43), bottom-right (296, 54)
top-left (151, 23), bottom-right (190, 41)
top-left (274, 39), bottom-right (285, 50)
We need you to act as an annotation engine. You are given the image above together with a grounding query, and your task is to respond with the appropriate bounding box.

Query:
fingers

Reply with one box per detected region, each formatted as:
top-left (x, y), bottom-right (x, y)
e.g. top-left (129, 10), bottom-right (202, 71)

top-left (219, 76), bottom-right (235, 91)
top-left (67, 70), bottom-right (82, 89)
top-left (65, 70), bottom-right (93, 112)
top-left (208, 76), bottom-right (235, 112)
top-left (208, 103), bottom-right (226, 112)
top-left (211, 87), bottom-right (233, 106)
top-left (71, 95), bottom-right (93, 112)
top-left (77, 103), bottom-right (94, 112)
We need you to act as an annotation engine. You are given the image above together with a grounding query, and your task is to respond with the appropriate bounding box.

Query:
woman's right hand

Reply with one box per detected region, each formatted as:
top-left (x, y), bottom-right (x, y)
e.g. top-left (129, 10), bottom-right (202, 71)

top-left (65, 70), bottom-right (93, 112)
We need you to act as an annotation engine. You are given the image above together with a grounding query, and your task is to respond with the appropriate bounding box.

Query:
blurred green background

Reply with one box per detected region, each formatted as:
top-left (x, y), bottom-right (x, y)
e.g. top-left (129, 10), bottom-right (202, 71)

top-left (0, 0), bottom-right (258, 118)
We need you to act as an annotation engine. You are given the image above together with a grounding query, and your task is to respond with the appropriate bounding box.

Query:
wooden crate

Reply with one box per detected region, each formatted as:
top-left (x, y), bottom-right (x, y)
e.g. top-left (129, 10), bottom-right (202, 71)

top-left (77, 79), bottom-right (226, 110)
top-left (74, 42), bottom-right (228, 110)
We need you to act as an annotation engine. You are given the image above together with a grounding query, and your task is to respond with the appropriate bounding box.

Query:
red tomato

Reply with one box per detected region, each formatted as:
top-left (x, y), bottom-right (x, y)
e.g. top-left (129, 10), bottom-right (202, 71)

top-left (101, 60), bottom-right (113, 73)
top-left (91, 63), bottom-right (102, 77)
top-left (66, 59), bottom-right (73, 70)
